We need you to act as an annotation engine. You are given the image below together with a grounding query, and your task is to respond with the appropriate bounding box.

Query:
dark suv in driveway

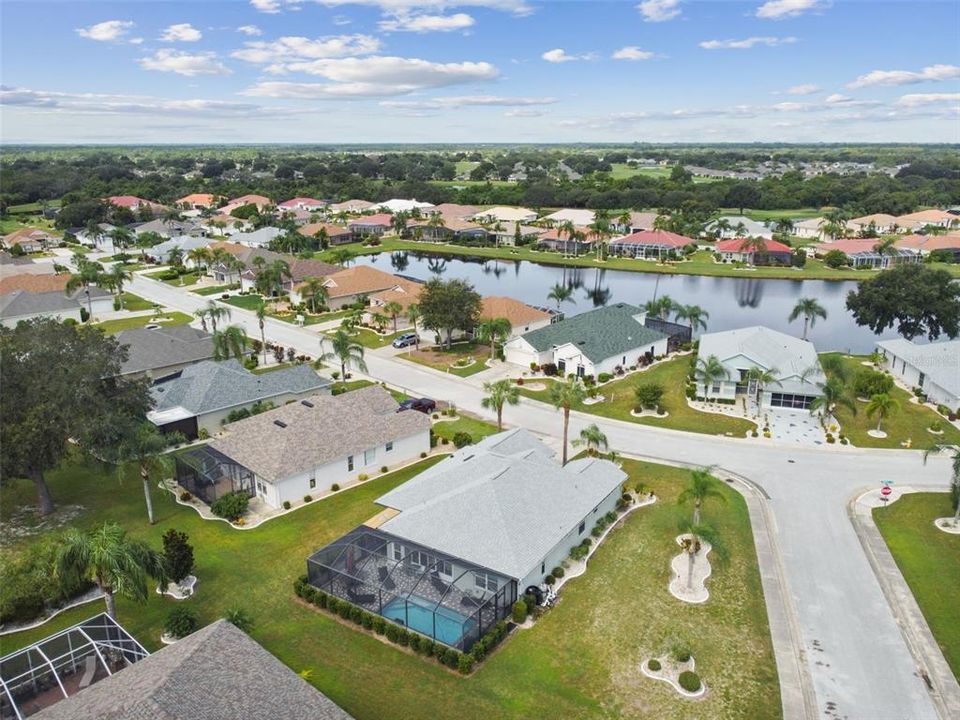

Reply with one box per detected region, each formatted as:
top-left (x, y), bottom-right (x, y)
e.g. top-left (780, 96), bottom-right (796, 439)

top-left (397, 398), bottom-right (437, 414)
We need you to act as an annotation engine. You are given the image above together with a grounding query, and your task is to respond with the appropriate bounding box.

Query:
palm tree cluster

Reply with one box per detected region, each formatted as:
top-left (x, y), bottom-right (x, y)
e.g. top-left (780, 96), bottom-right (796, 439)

top-left (644, 295), bottom-right (710, 335)
top-left (194, 300), bottom-right (231, 333)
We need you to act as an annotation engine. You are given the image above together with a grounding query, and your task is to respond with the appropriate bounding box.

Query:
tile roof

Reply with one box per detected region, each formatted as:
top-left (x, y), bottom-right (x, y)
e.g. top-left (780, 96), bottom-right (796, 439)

top-left (176, 193), bottom-right (220, 207)
top-left (516, 303), bottom-right (668, 363)
top-left (278, 197), bottom-right (326, 209)
top-left (115, 326), bottom-right (215, 376)
top-left (894, 233), bottom-right (960, 251)
top-left (298, 222), bottom-right (352, 238)
top-left (320, 265), bottom-right (403, 298)
top-left (542, 208), bottom-right (596, 226)
top-left (3, 227), bottom-right (58, 246)
top-left (228, 194), bottom-right (272, 206)
top-left (0, 273), bottom-right (70, 294)
top-left (0, 289), bottom-right (80, 318)
top-left (106, 195), bottom-right (151, 208)
top-left (369, 278), bottom-right (422, 310)
top-left (376, 428), bottom-right (626, 580)
top-left (287, 258), bottom-right (340, 284)
top-left (428, 203), bottom-right (481, 221)
top-left (897, 209), bottom-right (956, 224)
top-left (328, 199), bottom-right (375, 212)
top-left (609, 229), bottom-right (695, 248)
top-left (698, 326), bottom-right (822, 394)
top-left (848, 213), bottom-right (899, 226)
top-left (480, 296), bottom-right (551, 327)
top-left (210, 385), bottom-right (430, 483)
top-left (716, 237), bottom-right (792, 253)
top-left (813, 238), bottom-right (916, 256)
top-left (35, 620), bottom-right (353, 720)
top-left (348, 213), bottom-right (394, 228)
top-left (472, 206), bottom-right (537, 223)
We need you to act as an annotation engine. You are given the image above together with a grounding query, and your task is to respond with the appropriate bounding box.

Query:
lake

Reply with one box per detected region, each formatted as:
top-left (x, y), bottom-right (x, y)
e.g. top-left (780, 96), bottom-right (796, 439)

top-left (355, 251), bottom-right (902, 354)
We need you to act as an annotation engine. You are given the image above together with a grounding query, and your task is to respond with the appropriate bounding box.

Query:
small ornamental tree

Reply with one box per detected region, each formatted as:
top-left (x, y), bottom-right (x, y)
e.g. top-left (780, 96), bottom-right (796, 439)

top-left (162, 529), bottom-right (195, 584)
top-left (164, 607), bottom-right (198, 639)
top-left (634, 382), bottom-right (665, 410)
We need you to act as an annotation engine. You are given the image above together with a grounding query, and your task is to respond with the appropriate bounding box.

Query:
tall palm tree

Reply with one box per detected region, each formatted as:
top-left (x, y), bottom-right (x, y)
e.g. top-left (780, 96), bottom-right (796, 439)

top-left (773, 218), bottom-right (794, 236)
top-left (105, 264), bottom-right (132, 308)
top-left (212, 325), bottom-right (248, 361)
top-left (115, 423), bottom-right (176, 525)
top-left (746, 366), bottom-right (781, 405)
top-left (300, 276), bottom-right (328, 314)
top-left (866, 393), bottom-right (899, 434)
top-left (255, 300), bottom-right (269, 366)
top-left (547, 283), bottom-right (574, 310)
top-left (677, 468), bottom-right (726, 525)
top-left (872, 237), bottom-right (897, 267)
top-left (84, 220), bottom-right (105, 249)
top-left (590, 209), bottom-right (611, 261)
top-left (322, 329), bottom-right (367, 380)
top-left (384, 300), bottom-right (404, 333)
top-left (645, 294), bottom-right (674, 321)
top-left (109, 227), bottom-right (133, 252)
top-left (677, 519), bottom-right (727, 591)
top-left (187, 247), bottom-right (211, 272)
top-left (789, 298), bottom-right (828, 341)
top-left (167, 246), bottom-right (185, 268)
top-left (740, 236), bottom-right (768, 265)
top-left (65, 258), bottom-right (105, 318)
top-left (476, 317), bottom-right (512, 360)
top-left (674, 304), bottom-right (709, 334)
top-left (922, 445), bottom-right (960, 525)
top-left (203, 300), bottom-right (231, 333)
top-left (55, 523), bottom-right (167, 620)
top-left (481, 379), bottom-right (520, 431)
top-left (617, 210), bottom-right (632, 234)
top-left (549, 378), bottom-right (587, 465)
top-left (573, 423), bottom-right (609, 456)
top-left (406, 303), bottom-right (421, 344)
top-left (695, 355), bottom-right (730, 399)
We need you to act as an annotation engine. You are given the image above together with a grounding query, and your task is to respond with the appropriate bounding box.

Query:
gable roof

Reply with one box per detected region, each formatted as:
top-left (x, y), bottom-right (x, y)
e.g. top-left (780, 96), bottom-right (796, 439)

top-left (376, 428), bottom-right (626, 580)
top-left (376, 198), bottom-right (434, 213)
top-left (369, 277), bottom-right (422, 310)
top-left (876, 338), bottom-right (960, 397)
top-left (320, 265), bottom-right (402, 298)
top-left (480, 296), bottom-right (551, 327)
top-left (698, 325), bottom-right (821, 385)
top-left (716, 237), bottom-right (792, 253)
top-left (348, 213), bottom-right (393, 228)
top-left (208, 240), bottom-right (283, 266)
top-left (232, 227), bottom-right (284, 247)
top-left (287, 258), bottom-right (340, 283)
top-left (210, 385), bottom-right (430, 483)
top-left (0, 289), bottom-right (80, 318)
top-left (515, 303), bottom-right (667, 363)
top-left (115, 325), bottom-right (215, 376)
top-left (610, 229), bottom-right (695, 248)
top-left (298, 222), bottom-right (352, 238)
top-left (35, 620), bottom-right (352, 720)
top-left (0, 273), bottom-right (70, 294)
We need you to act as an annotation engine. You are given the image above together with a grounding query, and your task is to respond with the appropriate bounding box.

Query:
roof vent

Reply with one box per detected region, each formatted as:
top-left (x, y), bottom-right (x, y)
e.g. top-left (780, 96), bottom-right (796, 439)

top-left (273, 420), bottom-right (287, 429)
top-left (301, 400), bottom-right (314, 408)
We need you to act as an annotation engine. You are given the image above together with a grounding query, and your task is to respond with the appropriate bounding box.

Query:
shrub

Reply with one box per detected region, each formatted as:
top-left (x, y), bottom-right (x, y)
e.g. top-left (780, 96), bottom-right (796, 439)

top-left (358, 473), bottom-right (369, 481)
top-left (591, 525), bottom-right (603, 537)
top-left (350, 606), bottom-right (364, 625)
top-left (282, 500), bottom-right (291, 510)
top-left (678, 671), bottom-right (702, 693)
top-left (458, 653), bottom-right (474, 674)
top-left (441, 437), bottom-right (450, 445)
top-left (79, 307), bottom-right (90, 323)
top-left (647, 658), bottom-right (662, 672)
top-left (551, 566), bottom-right (565, 579)
top-left (544, 574), bottom-right (556, 586)
top-left (930, 420), bottom-right (944, 432)
top-left (853, 369), bottom-right (893, 398)
top-left (634, 382), bottom-right (665, 410)
top-left (385, 623), bottom-right (400, 642)
top-left (314, 591), bottom-right (328, 609)
top-left (210, 491), bottom-right (249, 521)
top-left (420, 451), bottom-right (427, 458)
top-left (444, 649), bottom-right (460, 669)
top-left (164, 607), bottom-right (198, 639)
top-left (420, 639), bottom-right (435, 657)
top-left (197, 428), bottom-right (210, 440)
top-left (408, 634), bottom-right (422, 653)
top-left (0, 538), bottom-right (92, 624)
top-left (337, 603), bottom-right (352, 620)
top-left (604, 510), bottom-right (617, 524)
top-left (569, 544), bottom-right (589, 561)
top-left (223, 607), bottom-right (255, 633)
top-left (516, 377), bottom-right (524, 386)
top-left (452, 431), bottom-right (473, 449)
top-left (823, 249), bottom-right (848, 268)
top-left (672, 645), bottom-right (692, 663)
top-left (331, 483), bottom-right (341, 491)
top-left (179, 491), bottom-right (192, 502)
top-left (512, 599), bottom-right (528, 624)
top-left (936, 404), bottom-right (951, 416)
top-left (826, 434), bottom-right (836, 444)
top-left (328, 597), bottom-right (341, 615)
top-left (304, 495), bottom-right (313, 503)
top-left (162, 529), bottom-right (194, 584)
top-left (381, 465), bottom-right (388, 473)
top-left (373, 617), bottom-right (387, 635)
top-left (598, 372), bottom-right (612, 383)
top-left (396, 628), bottom-right (409, 646)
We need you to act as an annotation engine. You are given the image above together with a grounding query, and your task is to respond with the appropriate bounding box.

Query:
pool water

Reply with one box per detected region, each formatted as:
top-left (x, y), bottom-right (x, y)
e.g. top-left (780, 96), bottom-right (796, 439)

top-left (382, 597), bottom-right (476, 647)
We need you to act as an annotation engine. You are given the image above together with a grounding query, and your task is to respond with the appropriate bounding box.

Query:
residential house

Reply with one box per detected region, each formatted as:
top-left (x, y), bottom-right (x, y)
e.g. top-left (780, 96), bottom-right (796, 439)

top-left (232, 226), bottom-right (284, 249)
top-left (2, 228), bottom-right (57, 253)
top-left (715, 237), bottom-right (793, 265)
top-left (407, 216), bottom-right (490, 242)
top-left (704, 215), bottom-right (772, 240)
top-left (535, 226), bottom-right (589, 253)
top-left (175, 193), bottom-right (222, 210)
top-left (427, 203), bottom-right (481, 222)
top-left (812, 238), bottom-right (921, 268)
top-left (894, 233), bottom-right (960, 261)
top-left (179, 385), bottom-right (430, 509)
top-left (245, 256), bottom-right (340, 295)
top-left (219, 194), bottom-right (273, 216)
top-left (131, 218), bottom-right (205, 239)
top-left (0, 251), bottom-right (56, 278)
top-left (376, 198), bottom-right (434, 214)
top-left (148, 359), bottom-right (330, 440)
top-left (479, 296), bottom-right (553, 339)
top-left (206, 241), bottom-right (280, 283)
top-left (328, 199), bottom-right (375, 215)
top-left (896, 209), bottom-right (958, 232)
top-left (793, 217), bottom-right (826, 241)
top-left (278, 197), bottom-right (327, 212)
top-left (72, 222), bottom-right (117, 247)
top-left (147, 235), bottom-right (214, 264)
top-left (0, 274), bottom-right (113, 326)
top-left (611, 211), bottom-right (659, 235)
top-left (24, 617), bottom-right (353, 720)
top-left (695, 326), bottom-right (824, 410)
top-left (367, 278), bottom-right (423, 326)
top-left (848, 213), bottom-right (900, 235)
top-left (296, 265), bottom-right (402, 309)
top-left (115, 325), bottom-right (215, 380)
top-left (504, 303), bottom-right (669, 378)
top-left (298, 222), bottom-right (354, 246)
top-left (492, 223), bottom-right (543, 247)
top-left (542, 208), bottom-right (596, 227)
top-left (349, 213), bottom-right (394, 238)
top-left (106, 195), bottom-right (165, 214)
top-left (608, 230), bottom-right (696, 259)
top-left (472, 206), bottom-right (537, 224)
top-left (306, 428), bottom-right (625, 652)
top-left (876, 339), bottom-right (959, 411)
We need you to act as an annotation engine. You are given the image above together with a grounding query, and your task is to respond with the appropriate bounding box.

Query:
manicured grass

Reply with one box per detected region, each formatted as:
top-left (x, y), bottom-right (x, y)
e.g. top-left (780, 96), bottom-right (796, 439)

top-left (7, 200), bottom-right (61, 214)
top-left (402, 342), bottom-right (492, 378)
top-left (518, 356), bottom-right (756, 437)
top-left (192, 284), bottom-right (239, 296)
top-left (873, 493), bottom-right (960, 678)
top-left (272, 308), bottom-right (353, 326)
top-left (118, 292), bottom-right (154, 311)
top-left (431, 415), bottom-right (500, 444)
top-left (94, 312), bottom-right (193, 335)
top-left (325, 327), bottom-right (402, 350)
top-left (821, 354), bottom-right (960, 449)
top-left (723, 208), bottom-right (822, 221)
top-left (0, 454), bottom-right (779, 719)
top-left (145, 269), bottom-right (200, 286)
top-left (222, 294), bottom-right (267, 311)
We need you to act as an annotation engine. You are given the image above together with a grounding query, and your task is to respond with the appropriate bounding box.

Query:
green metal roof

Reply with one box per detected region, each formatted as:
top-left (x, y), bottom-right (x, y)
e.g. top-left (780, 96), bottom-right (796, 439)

top-left (519, 303), bottom-right (668, 363)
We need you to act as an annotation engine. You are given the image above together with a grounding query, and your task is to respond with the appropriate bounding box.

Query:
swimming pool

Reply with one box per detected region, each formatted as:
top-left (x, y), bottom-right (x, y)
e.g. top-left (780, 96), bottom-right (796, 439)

top-left (382, 597), bottom-right (477, 647)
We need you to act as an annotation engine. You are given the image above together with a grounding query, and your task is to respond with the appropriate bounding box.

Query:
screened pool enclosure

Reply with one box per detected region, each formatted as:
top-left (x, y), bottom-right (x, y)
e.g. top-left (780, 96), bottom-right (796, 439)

top-left (307, 527), bottom-right (516, 652)
top-left (174, 445), bottom-right (255, 505)
top-left (0, 614), bottom-right (148, 719)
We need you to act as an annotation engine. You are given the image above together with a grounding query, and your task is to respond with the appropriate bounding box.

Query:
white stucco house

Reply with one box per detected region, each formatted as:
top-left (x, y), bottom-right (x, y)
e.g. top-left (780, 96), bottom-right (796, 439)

top-left (695, 326), bottom-right (824, 410)
top-left (504, 303), bottom-right (668, 378)
top-left (876, 338), bottom-right (960, 411)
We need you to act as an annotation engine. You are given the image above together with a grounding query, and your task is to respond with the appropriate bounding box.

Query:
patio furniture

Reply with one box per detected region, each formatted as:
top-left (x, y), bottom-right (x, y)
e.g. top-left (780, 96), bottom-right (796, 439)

top-left (347, 585), bottom-right (376, 605)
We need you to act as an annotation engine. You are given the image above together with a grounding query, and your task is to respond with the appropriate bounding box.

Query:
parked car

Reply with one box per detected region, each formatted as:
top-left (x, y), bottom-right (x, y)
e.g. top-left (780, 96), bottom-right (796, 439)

top-left (397, 398), bottom-right (437, 414)
top-left (392, 333), bottom-right (418, 348)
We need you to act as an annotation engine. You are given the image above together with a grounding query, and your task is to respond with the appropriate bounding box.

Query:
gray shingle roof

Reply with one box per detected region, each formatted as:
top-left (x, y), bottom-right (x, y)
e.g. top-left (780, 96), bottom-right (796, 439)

top-left (35, 620), bottom-right (353, 720)
top-left (517, 303), bottom-right (667, 363)
top-left (115, 325), bottom-right (215, 376)
top-left (0, 289), bottom-right (80, 318)
top-left (210, 385), bottom-right (431, 483)
top-left (150, 359), bottom-right (329, 418)
top-left (376, 428), bottom-right (626, 580)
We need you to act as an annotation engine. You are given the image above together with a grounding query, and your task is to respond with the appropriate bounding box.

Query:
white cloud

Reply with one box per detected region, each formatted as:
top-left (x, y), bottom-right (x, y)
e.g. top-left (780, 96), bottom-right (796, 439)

top-left (756, 0), bottom-right (821, 19)
top-left (700, 36), bottom-right (797, 50)
top-left (612, 46), bottom-right (654, 61)
top-left (848, 64), bottom-right (960, 89)
top-left (76, 20), bottom-right (134, 42)
top-left (255, 0), bottom-right (531, 15)
top-left (786, 83), bottom-right (820, 95)
top-left (636, 0), bottom-right (681, 23)
top-left (237, 25), bottom-right (263, 36)
top-left (380, 95), bottom-right (557, 109)
top-left (541, 48), bottom-right (596, 63)
top-left (895, 93), bottom-right (960, 108)
top-left (139, 50), bottom-right (232, 76)
top-left (379, 13), bottom-right (475, 32)
top-left (160, 23), bottom-right (203, 42)
top-left (251, 0), bottom-right (284, 13)
top-left (505, 108), bottom-right (544, 117)
top-left (129, 37), bottom-right (144, 45)
top-left (232, 34), bottom-right (381, 64)
top-left (825, 93), bottom-right (849, 103)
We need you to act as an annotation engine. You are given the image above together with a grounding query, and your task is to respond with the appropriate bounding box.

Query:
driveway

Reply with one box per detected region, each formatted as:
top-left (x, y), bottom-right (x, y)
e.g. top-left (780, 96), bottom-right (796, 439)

top-left (126, 273), bottom-right (952, 720)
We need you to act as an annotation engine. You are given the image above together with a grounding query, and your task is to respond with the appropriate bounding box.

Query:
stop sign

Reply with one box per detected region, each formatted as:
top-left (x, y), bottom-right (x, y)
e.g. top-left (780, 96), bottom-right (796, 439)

top-left (881, 486), bottom-right (892, 497)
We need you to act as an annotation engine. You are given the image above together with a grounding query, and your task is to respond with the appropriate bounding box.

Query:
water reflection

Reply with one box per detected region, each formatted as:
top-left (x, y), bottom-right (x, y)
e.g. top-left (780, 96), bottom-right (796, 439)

top-left (736, 279), bottom-right (764, 309)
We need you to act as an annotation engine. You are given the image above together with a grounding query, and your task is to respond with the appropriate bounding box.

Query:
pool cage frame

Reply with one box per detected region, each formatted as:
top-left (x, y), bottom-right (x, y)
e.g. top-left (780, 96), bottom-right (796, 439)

top-left (0, 613), bottom-right (148, 720)
top-left (174, 444), bottom-right (256, 506)
top-left (307, 526), bottom-right (517, 653)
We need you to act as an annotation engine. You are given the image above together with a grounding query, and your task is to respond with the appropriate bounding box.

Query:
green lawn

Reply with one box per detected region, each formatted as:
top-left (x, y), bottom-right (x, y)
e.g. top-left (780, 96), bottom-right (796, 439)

top-left (722, 208), bottom-right (823, 221)
top-left (222, 294), bottom-right (267, 311)
top-left (431, 415), bottom-right (500, 444)
top-left (145, 269), bottom-right (200, 287)
top-left (455, 160), bottom-right (480, 176)
top-left (272, 308), bottom-right (353, 326)
top-left (0, 454), bottom-right (779, 719)
top-left (94, 311), bottom-right (193, 335)
top-left (325, 327), bottom-right (402, 350)
top-left (118, 292), bottom-right (154, 311)
top-left (192, 284), bottom-right (239, 296)
top-left (519, 357), bottom-right (756, 437)
top-left (7, 200), bottom-right (61, 214)
top-left (873, 493), bottom-right (960, 678)
top-left (821, 354), bottom-right (960, 449)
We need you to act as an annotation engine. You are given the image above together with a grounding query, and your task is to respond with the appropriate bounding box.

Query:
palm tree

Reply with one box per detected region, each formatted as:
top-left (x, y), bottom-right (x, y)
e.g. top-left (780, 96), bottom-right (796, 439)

top-left (115, 423), bottom-right (176, 525)
top-left (212, 325), bottom-right (248, 361)
top-left (590, 209), bottom-right (611, 261)
top-left (167, 246), bottom-right (185, 268)
top-left (109, 227), bottom-right (133, 252)
top-left (65, 258), bottom-right (105, 318)
top-left (773, 218), bottom-right (794, 236)
top-left (105, 264), bottom-right (132, 308)
top-left (384, 300), bottom-right (404, 333)
top-left (300, 277), bottom-right (328, 314)
top-left (187, 247), bottom-right (211, 272)
top-left (809, 377), bottom-right (857, 421)
top-left (740, 236), bottom-right (768, 265)
top-left (677, 519), bottom-right (727, 591)
top-left (202, 300), bottom-right (231, 333)
top-left (789, 298), bottom-right (828, 341)
top-left (256, 259), bottom-right (292, 296)
top-left (695, 355), bottom-right (730, 399)
top-left (711, 217), bottom-right (732, 240)
top-left (547, 283), bottom-right (574, 310)
top-left (674, 304), bottom-right (709, 334)
top-left (476, 317), bottom-right (512, 360)
top-left (872, 237), bottom-right (897, 267)
top-left (255, 300), bottom-right (269, 366)
top-left (406, 303), bottom-right (421, 344)
top-left (549, 378), bottom-right (587, 465)
top-left (481, 379), bottom-right (520, 430)
top-left (922, 445), bottom-right (960, 526)
top-left (677, 468), bottom-right (726, 525)
top-left (820, 208), bottom-right (849, 241)
top-left (329, 247), bottom-right (355, 267)
top-left (322, 329), bottom-right (367, 380)
top-left (84, 220), bottom-right (105, 249)
top-left (369, 311), bottom-right (389, 333)
top-left (746, 366), bottom-right (781, 406)
top-left (644, 294), bottom-right (674, 321)
top-left (55, 523), bottom-right (167, 620)
top-left (617, 210), bottom-right (632, 234)
top-left (866, 393), bottom-right (899, 434)
top-left (573, 423), bottom-right (608, 456)
top-left (193, 308), bottom-right (209, 333)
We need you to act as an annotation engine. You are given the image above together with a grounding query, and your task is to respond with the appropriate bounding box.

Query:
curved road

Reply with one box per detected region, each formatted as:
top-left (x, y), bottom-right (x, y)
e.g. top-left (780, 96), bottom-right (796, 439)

top-left (129, 272), bottom-right (955, 720)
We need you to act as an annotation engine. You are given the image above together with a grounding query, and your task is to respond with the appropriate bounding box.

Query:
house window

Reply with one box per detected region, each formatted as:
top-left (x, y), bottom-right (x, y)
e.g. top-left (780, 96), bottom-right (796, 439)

top-left (712, 382), bottom-right (721, 393)
top-left (436, 560), bottom-right (453, 577)
top-left (385, 441), bottom-right (393, 452)
top-left (347, 455), bottom-right (354, 471)
top-left (409, 550), bottom-right (430, 568)
top-left (579, 520), bottom-right (586, 535)
top-left (918, 372), bottom-right (925, 387)
top-left (474, 572), bottom-right (499, 592)
top-left (392, 543), bottom-right (403, 561)
top-left (364, 448), bottom-right (376, 465)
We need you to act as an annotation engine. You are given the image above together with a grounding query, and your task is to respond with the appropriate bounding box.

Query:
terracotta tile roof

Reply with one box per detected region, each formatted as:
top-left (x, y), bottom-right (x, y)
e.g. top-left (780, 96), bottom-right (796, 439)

top-left (429, 203), bottom-right (481, 221)
top-left (2, 228), bottom-right (57, 246)
top-left (716, 238), bottom-right (792, 253)
top-left (848, 213), bottom-right (899, 226)
top-left (287, 258), bottom-right (339, 284)
top-left (348, 213), bottom-right (394, 228)
top-left (229, 194), bottom-right (272, 206)
top-left (176, 193), bottom-right (220, 207)
top-left (106, 195), bottom-right (149, 208)
top-left (328, 199), bottom-right (375, 212)
top-left (895, 234), bottom-right (960, 251)
top-left (0, 273), bottom-right (70, 294)
top-left (319, 265), bottom-right (403, 299)
top-left (278, 197), bottom-right (326, 209)
top-left (813, 238), bottom-right (907, 255)
top-left (610, 229), bottom-right (695, 248)
top-left (897, 209), bottom-right (956, 224)
top-left (369, 279), bottom-right (422, 310)
top-left (298, 223), bottom-right (352, 238)
top-left (480, 296), bottom-right (551, 327)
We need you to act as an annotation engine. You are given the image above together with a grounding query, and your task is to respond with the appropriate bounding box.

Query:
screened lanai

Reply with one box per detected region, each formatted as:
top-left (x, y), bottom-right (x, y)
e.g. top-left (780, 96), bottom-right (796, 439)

top-left (307, 526), bottom-right (516, 653)
top-left (0, 614), bottom-right (148, 720)
top-left (174, 444), bottom-right (255, 505)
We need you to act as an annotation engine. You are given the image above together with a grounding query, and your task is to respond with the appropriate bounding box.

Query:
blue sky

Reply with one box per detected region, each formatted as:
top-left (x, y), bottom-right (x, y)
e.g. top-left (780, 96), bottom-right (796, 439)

top-left (1, 0), bottom-right (958, 143)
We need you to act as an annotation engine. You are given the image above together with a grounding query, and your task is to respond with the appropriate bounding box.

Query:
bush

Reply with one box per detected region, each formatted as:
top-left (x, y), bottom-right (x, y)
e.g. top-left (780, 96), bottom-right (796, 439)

top-left (373, 617), bottom-right (387, 635)
top-left (162, 529), bottom-right (194, 584)
top-left (458, 653), bottom-right (474, 674)
top-left (634, 382), bottom-right (665, 410)
top-left (512, 599), bottom-right (528, 624)
top-left (441, 437), bottom-right (449, 445)
top-left (337, 602), bottom-right (352, 620)
top-left (443, 649), bottom-right (460, 669)
top-left (678, 671), bottom-right (702, 693)
top-left (164, 607), bottom-right (198, 639)
top-left (672, 645), bottom-right (692, 663)
top-left (179, 491), bottom-right (192, 502)
top-left (385, 623), bottom-right (400, 642)
top-left (420, 639), bottom-right (435, 657)
top-left (358, 473), bottom-right (369, 481)
top-left (569, 544), bottom-right (589, 561)
top-left (452, 431), bottom-right (473, 449)
top-left (210, 491), bottom-right (249, 521)
top-left (380, 465), bottom-right (388, 473)
top-left (396, 628), bottom-right (410, 646)
top-left (0, 539), bottom-right (92, 624)
top-left (551, 566), bottom-right (565, 579)
top-left (331, 483), bottom-right (341, 491)
top-left (282, 500), bottom-right (291, 510)
top-left (647, 658), bottom-right (661, 672)
top-left (350, 606), bottom-right (364, 625)
top-left (304, 495), bottom-right (313, 503)
top-left (598, 372), bottom-right (612, 383)
top-left (420, 451), bottom-right (427, 458)
top-left (854, 369), bottom-right (893, 398)
top-left (823, 249), bottom-right (848, 269)
top-left (223, 607), bottom-right (255, 633)
top-left (591, 525), bottom-right (603, 537)
top-left (544, 574), bottom-right (556, 585)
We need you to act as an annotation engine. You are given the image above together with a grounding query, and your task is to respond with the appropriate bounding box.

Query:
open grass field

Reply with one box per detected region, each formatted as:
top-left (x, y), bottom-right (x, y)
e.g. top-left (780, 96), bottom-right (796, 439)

top-left (0, 451), bottom-right (779, 720)
top-left (821, 354), bottom-right (960, 450)
top-left (873, 493), bottom-right (960, 679)
top-left (221, 293), bottom-right (265, 311)
top-left (7, 200), bottom-right (62, 214)
top-left (518, 356), bottom-right (756, 438)
top-left (94, 311), bottom-right (192, 335)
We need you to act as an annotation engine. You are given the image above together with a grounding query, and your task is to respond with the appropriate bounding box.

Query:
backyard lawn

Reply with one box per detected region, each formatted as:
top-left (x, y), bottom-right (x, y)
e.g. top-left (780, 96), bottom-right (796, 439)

top-left (401, 341), bottom-right (492, 378)
top-left (94, 311), bottom-right (193, 335)
top-left (873, 493), bottom-right (960, 679)
top-left (821, 354), bottom-right (960, 450)
top-left (0, 453), bottom-right (779, 720)
top-left (518, 356), bottom-right (756, 437)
